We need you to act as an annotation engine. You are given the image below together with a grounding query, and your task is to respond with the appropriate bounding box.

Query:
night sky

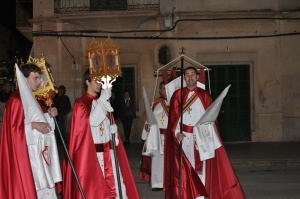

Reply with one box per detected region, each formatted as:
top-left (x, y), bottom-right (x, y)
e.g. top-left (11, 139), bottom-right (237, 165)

top-left (0, 1), bottom-right (32, 63)
top-left (0, 1), bottom-right (16, 30)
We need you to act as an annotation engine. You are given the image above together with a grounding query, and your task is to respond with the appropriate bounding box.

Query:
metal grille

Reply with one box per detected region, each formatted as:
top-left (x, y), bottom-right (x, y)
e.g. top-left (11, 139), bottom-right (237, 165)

top-left (54, 0), bottom-right (159, 13)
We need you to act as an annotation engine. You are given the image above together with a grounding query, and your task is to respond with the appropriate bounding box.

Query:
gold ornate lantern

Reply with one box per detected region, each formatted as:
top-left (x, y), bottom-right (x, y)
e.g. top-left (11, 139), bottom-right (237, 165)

top-left (86, 37), bottom-right (122, 89)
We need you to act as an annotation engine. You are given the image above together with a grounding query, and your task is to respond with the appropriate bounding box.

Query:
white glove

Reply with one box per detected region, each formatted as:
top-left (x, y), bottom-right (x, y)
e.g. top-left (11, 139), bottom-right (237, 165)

top-left (99, 88), bottom-right (113, 112)
top-left (99, 88), bottom-right (112, 101)
top-left (109, 124), bottom-right (118, 134)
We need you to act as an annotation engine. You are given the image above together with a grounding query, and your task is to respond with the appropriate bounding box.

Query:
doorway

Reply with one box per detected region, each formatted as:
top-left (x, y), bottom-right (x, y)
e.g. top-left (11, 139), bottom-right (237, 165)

top-left (113, 66), bottom-right (136, 109)
top-left (206, 65), bottom-right (251, 141)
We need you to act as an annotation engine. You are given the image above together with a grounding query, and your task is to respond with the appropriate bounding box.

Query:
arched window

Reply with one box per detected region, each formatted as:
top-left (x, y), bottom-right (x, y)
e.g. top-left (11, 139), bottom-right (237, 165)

top-left (158, 45), bottom-right (170, 65)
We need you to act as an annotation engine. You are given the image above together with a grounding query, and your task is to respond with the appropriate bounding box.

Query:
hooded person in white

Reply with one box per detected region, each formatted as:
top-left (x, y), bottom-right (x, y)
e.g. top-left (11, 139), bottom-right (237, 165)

top-left (16, 64), bottom-right (61, 199)
top-left (140, 83), bottom-right (167, 191)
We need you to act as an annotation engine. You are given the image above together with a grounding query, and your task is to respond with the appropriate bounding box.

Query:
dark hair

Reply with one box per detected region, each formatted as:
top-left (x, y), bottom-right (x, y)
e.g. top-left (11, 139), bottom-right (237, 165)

top-left (184, 66), bottom-right (198, 75)
top-left (20, 63), bottom-right (42, 77)
top-left (58, 85), bottom-right (66, 94)
top-left (3, 79), bottom-right (12, 86)
top-left (123, 89), bottom-right (130, 94)
top-left (159, 80), bottom-right (165, 89)
top-left (83, 69), bottom-right (91, 90)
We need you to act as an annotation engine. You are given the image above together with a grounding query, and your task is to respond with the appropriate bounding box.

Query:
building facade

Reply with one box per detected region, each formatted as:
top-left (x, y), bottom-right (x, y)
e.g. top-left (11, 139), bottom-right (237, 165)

top-left (17, 0), bottom-right (300, 142)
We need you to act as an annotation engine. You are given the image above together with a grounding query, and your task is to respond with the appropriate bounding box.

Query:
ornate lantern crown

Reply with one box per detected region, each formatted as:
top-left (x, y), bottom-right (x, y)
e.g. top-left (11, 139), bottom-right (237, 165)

top-left (86, 37), bottom-right (122, 89)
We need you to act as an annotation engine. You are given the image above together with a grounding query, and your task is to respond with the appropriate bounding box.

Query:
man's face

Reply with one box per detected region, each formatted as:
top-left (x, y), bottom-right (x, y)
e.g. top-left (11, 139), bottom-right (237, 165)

top-left (123, 92), bottom-right (130, 100)
top-left (26, 72), bottom-right (42, 91)
top-left (184, 69), bottom-right (198, 88)
top-left (159, 84), bottom-right (167, 99)
top-left (58, 88), bottom-right (64, 97)
top-left (87, 79), bottom-right (102, 95)
top-left (3, 84), bottom-right (12, 93)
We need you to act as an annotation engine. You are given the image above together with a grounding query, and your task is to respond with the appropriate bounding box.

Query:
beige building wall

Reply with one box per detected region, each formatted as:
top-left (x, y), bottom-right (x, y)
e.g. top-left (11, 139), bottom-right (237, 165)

top-left (26, 0), bottom-right (300, 142)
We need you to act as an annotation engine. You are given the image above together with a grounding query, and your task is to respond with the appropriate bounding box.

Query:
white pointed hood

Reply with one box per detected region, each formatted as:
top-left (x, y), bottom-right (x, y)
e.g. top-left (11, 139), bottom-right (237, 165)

top-left (15, 64), bottom-right (47, 124)
top-left (196, 84), bottom-right (231, 125)
top-left (142, 86), bottom-right (157, 126)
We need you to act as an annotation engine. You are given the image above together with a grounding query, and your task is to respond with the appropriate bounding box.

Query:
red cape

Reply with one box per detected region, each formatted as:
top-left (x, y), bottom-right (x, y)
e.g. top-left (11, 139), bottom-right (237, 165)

top-left (164, 87), bottom-right (246, 199)
top-left (138, 155), bottom-right (152, 183)
top-left (63, 93), bottom-right (140, 199)
top-left (0, 91), bottom-right (38, 199)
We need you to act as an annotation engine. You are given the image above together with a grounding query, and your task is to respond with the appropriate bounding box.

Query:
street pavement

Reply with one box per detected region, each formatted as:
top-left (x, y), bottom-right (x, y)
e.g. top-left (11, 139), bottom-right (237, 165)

top-left (58, 141), bottom-right (300, 198)
top-left (236, 165), bottom-right (300, 199)
top-left (123, 141), bottom-right (300, 199)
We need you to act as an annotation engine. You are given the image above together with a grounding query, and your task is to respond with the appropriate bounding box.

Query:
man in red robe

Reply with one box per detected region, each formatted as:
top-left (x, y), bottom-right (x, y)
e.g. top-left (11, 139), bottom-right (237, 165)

top-left (63, 69), bottom-right (140, 199)
top-left (164, 66), bottom-right (246, 199)
top-left (0, 63), bottom-right (61, 199)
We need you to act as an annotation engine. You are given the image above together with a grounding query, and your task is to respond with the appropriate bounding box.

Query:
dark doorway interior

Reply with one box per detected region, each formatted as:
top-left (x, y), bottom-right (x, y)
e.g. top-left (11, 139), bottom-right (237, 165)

top-left (113, 66), bottom-right (136, 109)
top-left (206, 65), bottom-right (251, 141)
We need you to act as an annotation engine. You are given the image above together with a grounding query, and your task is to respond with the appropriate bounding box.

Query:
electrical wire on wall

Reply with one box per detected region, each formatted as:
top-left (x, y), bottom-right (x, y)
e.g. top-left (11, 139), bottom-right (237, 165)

top-left (32, 17), bottom-right (300, 40)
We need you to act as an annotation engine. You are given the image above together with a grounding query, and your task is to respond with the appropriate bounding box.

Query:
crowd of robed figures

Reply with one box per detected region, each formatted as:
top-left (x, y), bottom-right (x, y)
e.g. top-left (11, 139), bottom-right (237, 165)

top-left (0, 63), bottom-right (246, 199)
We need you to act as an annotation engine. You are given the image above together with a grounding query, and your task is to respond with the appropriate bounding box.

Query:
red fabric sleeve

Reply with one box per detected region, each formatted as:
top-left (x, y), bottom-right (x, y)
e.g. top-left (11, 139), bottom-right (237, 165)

top-left (162, 70), bottom-right (169, 84)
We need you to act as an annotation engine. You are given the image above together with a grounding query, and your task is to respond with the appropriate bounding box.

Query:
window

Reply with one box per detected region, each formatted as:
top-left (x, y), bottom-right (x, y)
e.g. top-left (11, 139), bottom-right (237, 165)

top-left (90, 0), bottom-right (127, 11)
top-left (158, 45), bottom-right (170, 65)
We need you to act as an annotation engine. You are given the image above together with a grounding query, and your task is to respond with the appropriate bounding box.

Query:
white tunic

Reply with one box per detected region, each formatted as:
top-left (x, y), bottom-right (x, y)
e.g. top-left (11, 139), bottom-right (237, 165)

top-left (175, 91), bottom-right (221, 199)
top-left (174, 91), bottom-right (221, 199)
top-left (25, 113), bottom-right (62, 199)
top-left (142, 99), bottom-right (168, 188)
top-left (175, 91), bottom-right (204, 170)
top-left (90, 99), bottom-right (127, 199)
top-left (174, 91), bottom-right (206, 199)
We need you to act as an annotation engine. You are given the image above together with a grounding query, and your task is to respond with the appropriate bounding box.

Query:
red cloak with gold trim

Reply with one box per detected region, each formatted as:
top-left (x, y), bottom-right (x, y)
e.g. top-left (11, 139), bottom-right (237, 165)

top-left (164, 87), bottom-right (246, 199)
top-left (63, 93), bottom-right (140, 199)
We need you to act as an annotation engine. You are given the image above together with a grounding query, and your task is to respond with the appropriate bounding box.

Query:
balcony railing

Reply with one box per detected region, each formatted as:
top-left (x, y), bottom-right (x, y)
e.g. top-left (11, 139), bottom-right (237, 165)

top-left (54, 0), bottom-right (159, 13)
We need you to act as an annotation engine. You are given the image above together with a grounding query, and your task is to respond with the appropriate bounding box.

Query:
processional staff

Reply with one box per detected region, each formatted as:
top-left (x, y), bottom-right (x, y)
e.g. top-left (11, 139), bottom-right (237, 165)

top-left (179, 47), bottom-right (185, 199)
